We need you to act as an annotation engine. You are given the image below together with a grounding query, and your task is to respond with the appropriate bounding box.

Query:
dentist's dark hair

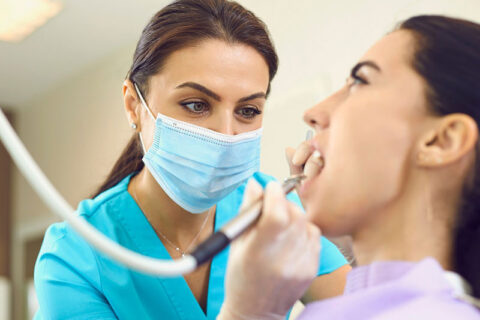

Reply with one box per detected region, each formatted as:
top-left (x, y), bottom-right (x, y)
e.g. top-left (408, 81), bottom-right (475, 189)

top-left (399, 15), bottom-right (480, 298)
top-left (93, 0), bottom-right (277, 197)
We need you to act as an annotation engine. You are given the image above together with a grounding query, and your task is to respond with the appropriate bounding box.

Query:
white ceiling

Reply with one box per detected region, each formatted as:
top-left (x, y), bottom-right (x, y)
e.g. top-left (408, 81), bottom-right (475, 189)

top-left (2, 0), bottom-right (480, 109)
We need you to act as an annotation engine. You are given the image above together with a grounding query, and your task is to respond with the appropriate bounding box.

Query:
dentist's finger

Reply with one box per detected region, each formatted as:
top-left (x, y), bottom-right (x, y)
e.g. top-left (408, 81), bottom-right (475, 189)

top-left (239, 178), bottom-right (263, 210)
top-left (285, 202), bottom-right (318, 250)
top-left (285, 147), bottom-right (303, 175)
top-left (307, 220), bottom-right (321, 238)
top-left (303, 150), bottom-right (324, 179)
top-left (259, 181), bottom-right (290, 232)
top-left (292, 141), bottom-right (314, 166)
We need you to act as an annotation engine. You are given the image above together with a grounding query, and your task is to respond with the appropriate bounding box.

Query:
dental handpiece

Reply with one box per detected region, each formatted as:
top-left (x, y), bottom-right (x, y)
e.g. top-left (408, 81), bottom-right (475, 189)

top-left (190, 174), bottom-right (306, 266)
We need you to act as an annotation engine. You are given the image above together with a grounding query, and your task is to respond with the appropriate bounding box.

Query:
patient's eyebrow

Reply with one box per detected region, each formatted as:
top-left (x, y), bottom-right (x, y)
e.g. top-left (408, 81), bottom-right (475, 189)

top-left (351, 60), bottom-right (382, 75)
top-left (176, 82), bottom-right (221, 101)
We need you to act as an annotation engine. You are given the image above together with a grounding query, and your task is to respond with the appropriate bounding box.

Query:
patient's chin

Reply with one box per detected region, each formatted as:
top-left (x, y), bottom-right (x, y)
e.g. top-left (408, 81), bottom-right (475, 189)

top-left (307, 208), bottom-right (353, 238)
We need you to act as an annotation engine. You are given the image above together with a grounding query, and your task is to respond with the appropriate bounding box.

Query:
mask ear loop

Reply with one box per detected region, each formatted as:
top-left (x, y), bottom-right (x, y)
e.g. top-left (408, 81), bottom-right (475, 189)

top-left (138, 130), bottom-right (147, 155)
top-left (133, 83), bottom-right (155, 154)
top-left (134, 83), bottom-right (156, 120)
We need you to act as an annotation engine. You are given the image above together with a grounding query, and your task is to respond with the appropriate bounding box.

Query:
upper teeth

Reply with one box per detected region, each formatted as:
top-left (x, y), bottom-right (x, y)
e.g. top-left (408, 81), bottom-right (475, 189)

top-left (311, 150), bottom-right (324, 167)
top-left (303, 150), bottom-right (325, 179)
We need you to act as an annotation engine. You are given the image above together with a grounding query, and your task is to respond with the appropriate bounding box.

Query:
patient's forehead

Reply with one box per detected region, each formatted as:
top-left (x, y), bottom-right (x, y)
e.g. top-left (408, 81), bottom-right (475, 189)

top-left (358, 30), bottom-right (417, 76)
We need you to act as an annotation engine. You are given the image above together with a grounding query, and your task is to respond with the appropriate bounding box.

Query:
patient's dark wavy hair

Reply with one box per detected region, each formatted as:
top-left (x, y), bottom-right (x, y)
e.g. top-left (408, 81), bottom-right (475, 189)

top-left (399, 15), bottom-right (480, 298)
top-left (92, 0), bottom-right (277, 197)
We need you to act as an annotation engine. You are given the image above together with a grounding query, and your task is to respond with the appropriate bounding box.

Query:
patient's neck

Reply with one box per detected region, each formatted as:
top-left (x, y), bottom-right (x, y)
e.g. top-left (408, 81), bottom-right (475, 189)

top-left (351, 179), bottom-right (457, 271)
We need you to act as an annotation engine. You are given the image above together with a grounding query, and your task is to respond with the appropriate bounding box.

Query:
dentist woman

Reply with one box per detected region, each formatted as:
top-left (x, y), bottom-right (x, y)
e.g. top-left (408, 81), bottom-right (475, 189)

top-left (33, 0), bottom-right (349, 319)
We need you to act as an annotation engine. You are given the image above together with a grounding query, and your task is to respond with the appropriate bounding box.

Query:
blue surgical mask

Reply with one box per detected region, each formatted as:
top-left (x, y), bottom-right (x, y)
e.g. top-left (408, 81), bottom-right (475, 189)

top-left (134, 84), bottom-right (262, 213)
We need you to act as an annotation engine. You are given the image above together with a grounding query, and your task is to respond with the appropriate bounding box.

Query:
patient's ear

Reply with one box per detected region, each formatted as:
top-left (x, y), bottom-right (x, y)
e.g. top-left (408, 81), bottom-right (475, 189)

top-left (416, 114), bottom-right (478, 167)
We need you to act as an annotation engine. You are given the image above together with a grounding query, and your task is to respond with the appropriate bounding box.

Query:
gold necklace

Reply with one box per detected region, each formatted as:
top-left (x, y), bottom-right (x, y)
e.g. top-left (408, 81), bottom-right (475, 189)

top-left (132, 185), bottom-right (212, 257)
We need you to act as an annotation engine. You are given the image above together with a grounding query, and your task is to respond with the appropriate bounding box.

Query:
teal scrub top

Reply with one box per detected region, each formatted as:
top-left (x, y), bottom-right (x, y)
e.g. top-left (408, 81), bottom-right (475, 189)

top-left (34, 172), bottom-right (347, 320)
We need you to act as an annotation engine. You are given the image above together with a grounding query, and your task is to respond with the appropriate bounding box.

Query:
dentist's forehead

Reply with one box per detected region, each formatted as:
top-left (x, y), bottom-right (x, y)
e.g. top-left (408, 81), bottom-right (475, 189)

top-left (156, 39), bottom-right (269, 92)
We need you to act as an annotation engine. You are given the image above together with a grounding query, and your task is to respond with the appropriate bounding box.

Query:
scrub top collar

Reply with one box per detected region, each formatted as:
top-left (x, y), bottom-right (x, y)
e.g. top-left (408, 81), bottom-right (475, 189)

top-left (116, 174), bottom-right (237, 319)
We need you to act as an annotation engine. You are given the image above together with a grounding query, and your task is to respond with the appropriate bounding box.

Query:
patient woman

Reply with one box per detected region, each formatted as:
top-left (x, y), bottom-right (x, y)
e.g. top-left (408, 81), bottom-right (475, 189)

top-left (218, 15), bottom-right (480, 319)
top-left (33, 0), bottom-right (349, 319)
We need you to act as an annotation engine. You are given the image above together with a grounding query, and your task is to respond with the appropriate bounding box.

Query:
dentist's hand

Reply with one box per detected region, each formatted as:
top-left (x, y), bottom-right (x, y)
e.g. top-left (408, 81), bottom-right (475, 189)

top-left (218, 180), bottom-right (321, 320)
top-left (285, 141), bottom-right (324, 181)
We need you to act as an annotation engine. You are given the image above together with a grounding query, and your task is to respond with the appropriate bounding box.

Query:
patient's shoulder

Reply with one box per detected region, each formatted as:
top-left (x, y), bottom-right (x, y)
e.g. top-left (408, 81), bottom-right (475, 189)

top-left (378, 295), bottom-right (480, 320)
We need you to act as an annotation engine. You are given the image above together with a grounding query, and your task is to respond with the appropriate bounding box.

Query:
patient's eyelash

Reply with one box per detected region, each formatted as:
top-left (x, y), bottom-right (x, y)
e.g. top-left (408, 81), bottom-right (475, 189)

top-left (349, 64), bottom-right (369, 86)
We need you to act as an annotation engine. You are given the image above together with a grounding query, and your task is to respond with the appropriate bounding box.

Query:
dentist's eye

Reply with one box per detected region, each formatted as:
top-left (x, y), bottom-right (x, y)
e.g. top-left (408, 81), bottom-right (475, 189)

top-left (181, 101), bottom-right (209, 114)
top-left (236, 106), bottom-right (262, 119)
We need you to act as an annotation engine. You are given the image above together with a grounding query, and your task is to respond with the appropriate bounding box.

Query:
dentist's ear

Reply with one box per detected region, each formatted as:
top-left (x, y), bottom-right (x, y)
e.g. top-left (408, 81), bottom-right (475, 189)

top-left (123, 80), bottom-right (141, 130)
top-left (416, 114), bottom-right (478, 167)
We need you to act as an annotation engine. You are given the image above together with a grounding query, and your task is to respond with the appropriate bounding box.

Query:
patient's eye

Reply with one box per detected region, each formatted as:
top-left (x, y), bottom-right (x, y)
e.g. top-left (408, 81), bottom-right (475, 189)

top-left (347, 63), bottom-right (372, 89)
top-left (347, 71), bottom-right (368, 88)
top-left (351, 76), bottom-right (367, 86)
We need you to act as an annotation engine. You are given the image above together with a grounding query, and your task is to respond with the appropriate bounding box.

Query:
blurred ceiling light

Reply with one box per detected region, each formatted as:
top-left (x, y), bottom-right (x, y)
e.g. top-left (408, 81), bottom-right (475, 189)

top-left (0, 0), bottom-right (62, 43)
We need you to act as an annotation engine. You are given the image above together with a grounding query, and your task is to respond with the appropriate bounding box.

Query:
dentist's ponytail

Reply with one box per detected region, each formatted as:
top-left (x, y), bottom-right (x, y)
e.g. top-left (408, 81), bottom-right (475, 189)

top-left (93, 135), bottom-right (144, 197)
top-left (93, 0), bottom-right (278, 197)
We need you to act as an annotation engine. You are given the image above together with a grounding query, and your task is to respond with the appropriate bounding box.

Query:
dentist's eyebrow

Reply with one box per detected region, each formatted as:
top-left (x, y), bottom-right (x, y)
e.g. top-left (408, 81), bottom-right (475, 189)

top-left (350, 60), bottom-right (382, 76)
top-left (176, 82), bottom-right (221, 101)
top-left (176, 81), bottom-right (266, 104)
top-left (237, 92), bottom-right (266, 103)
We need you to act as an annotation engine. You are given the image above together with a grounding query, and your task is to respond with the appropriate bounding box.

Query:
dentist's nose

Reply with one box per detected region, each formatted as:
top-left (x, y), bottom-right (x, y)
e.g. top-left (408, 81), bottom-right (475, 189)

top-left (208, 110), bottom-right (236, 135)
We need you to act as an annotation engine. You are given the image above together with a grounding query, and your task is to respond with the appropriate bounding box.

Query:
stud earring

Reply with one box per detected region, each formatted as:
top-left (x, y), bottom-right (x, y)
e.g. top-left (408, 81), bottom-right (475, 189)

top-left (131, 123), bottom-right (137, 130)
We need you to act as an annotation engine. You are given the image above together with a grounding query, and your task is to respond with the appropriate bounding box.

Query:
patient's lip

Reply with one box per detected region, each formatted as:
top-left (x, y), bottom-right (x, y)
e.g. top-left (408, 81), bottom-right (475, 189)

top-left (310, 138), bottom-right (325, 156)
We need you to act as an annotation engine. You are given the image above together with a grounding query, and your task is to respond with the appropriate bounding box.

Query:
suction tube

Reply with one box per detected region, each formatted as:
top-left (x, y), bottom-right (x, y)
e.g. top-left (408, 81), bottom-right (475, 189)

top-left (0, 108), bottom-right (303, 276)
